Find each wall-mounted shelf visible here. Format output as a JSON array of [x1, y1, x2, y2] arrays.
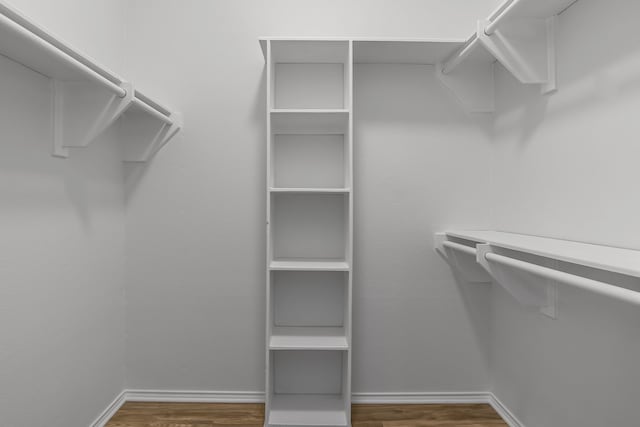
[[445, 230, 640, 278], [439, 0, 579, 111], [0, 1, 182, 161], [436, 230, 640, 318]]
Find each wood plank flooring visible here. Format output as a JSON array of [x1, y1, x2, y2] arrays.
[[105, 402, 508, 427]]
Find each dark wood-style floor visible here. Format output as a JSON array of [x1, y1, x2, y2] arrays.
[[105, 402, 508, 426]]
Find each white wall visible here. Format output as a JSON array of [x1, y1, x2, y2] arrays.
[[353, 64, 494, 392], [0, 1, 128, 427], [490, 0, 640, 425], [123, 0, 501, 392], [3, 0, 128, 71]]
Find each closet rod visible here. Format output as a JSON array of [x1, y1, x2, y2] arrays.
[[442, 240, 477, 256], [483, 251, 640, 307], [441, 34, 480, 75], [484, 0, 520, 35], [0, 13, 127, 98], [441, 0, 520, 74], [133, 97, 173, 124]]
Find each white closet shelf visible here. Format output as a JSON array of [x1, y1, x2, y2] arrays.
[[445, 230, 640, 278], [270, 259, 350, 271], [269, 188, 351, 194], [270, 327, 348, 351], [262, 37, 466, 65], [437, 230, 640, 317], [0, 1, 182, 161], [268, 394, 348, 427]]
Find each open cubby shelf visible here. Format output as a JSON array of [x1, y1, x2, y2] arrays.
[[271, 193, 347, 261], [271, 133, 348, 189], [267, 350, 349, 427], [268, 394, 348, 427]]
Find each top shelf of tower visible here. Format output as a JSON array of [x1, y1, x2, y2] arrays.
[[260, 37, 467, 65]]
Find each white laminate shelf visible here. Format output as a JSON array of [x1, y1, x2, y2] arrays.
[[268, 394, 348, 427], [269, 188, 351, 194], [269, 259, 350, 271], [270, 327, 348, 351], [0, 1, 182, 161], [446, 231, 640, 279]]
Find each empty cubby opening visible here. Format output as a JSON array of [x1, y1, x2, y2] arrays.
[[271, 350, 346, 396], [272, 134, 346, 189], [270, 40, 350, 109], [271, 193, 347, 261], [272, 271, 347, 328]]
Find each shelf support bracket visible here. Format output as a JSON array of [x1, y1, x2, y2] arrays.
[[122, 111, 183, 162], [477, 244, 557, 318], [434, 233, 492, 283], [53, 81, 133, 158], [478, 16, 557, 95], [436, 60, 495, 113]]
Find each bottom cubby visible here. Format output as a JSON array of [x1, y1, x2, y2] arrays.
[[267, 350, 349, 427]]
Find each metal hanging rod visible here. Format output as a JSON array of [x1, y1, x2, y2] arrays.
[[0, 12, 127, 98], [484, 0, 521, 36], [441, 34, 480, 75], [483, 251, 640, 307], [441, 0, 520, 75], [442, 240, 477, 256], [132, 97, 173, 125]]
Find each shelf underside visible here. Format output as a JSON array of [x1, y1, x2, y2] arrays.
[[271, 110, 349, 134], [268, 394, 348, 427], [446, 230, 640, 278], [0, 13, 101, 82], [353, 39, 464, 64], [490, 0, 578, 22]]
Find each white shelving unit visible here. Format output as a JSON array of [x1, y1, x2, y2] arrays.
[[260, 0, 581, 117], [0, 1, 182, 161], [264, 39, 353, 427]]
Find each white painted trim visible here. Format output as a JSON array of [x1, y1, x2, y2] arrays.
[[90, 390, 127, 427], [93, 389, 524, 427], [488, 393, 525, 427], [123, 389, 494, 405], [352, 391, 491, 404], [125, 389, 264, 403]]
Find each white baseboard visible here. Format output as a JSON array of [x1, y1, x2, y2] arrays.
[[488, 393, 525, 427], [351, 391, 491, 404], [94, 389, 524, 427], [125, 389, 264, 403], [90, 390, 127, 427], [123, 389, 492, 405]]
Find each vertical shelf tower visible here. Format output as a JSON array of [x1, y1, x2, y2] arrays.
[[264, 39, 353, 427]]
